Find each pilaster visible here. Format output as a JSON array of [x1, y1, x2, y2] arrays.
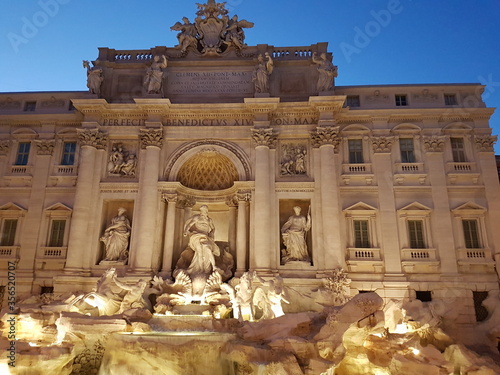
[[160, 191, 178, 277]]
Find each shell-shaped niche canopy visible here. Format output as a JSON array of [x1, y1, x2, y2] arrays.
[[177, 148, 239, 191]]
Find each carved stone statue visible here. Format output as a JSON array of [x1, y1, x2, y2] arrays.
[[253, 275, 289, 320], [312, 52, 338, 92], [224, 15, 254, 50], [100, 208, 131, 262], [83, 60, 104, 96], [252, 53, 274, 94], [120, 154, 137, 177], [280, 144, 307, 176], [108, 144, 136, 177], [281, 206, 311, 263], [171, 17, 199, 54], [183, 205, 220, 276], [144, 55, 168, 95]]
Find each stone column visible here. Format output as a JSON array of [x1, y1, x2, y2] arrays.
[[160, 191, 177, 277], [311, 127, 343, 270], [65, 128, 107, 273], [251, 128, 277, 274], [474, 136, 500, 272], [371, 136, 403, 275], [130, 128, 163, 275], [423, 136, 458, 274], [226, 197, 238, 254], [236, 190, 250, 276]]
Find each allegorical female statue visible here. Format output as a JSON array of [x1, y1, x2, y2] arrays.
[[100, 208, 131, 262], [144, 55, 168, 95], [252, 52, 274, 94], [281, 206, 311, 263], [312, 52, 338, 92]]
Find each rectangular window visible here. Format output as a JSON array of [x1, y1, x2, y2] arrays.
[[48, 220, 66, 247], [0, 219, 18, 246], [61, 142, 76, 165], [24, 101, 36, 111], [473, 291, 489, 322], [444, 94, 457, 106], [15, 142, 31, 165], [463, 219, 481, 249], [416, 291, 432, 302], [346, 95, 360, 108], [395, 95, 408, 106], [451, 137, 467, 162], [354, 220, 370, 248], [400, 138, 415, 163], [348, 139, 364, 164], [408, 220, 426, 249]]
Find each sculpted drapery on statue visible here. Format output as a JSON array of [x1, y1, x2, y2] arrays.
[[253, 53, 274, 94], [281, 206, 311, 263], [100, 208, 131, 262], [83, 60, 104, 96], [312, 52, 338, 92], [144, 55, 168, 95], [183, 205, 221, 276]]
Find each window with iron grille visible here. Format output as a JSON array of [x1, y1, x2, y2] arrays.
[[473, 291, 489, 322], [451, 137, 467, 162], [408, 220, 426, 249], [346, 95, 360, 107], [354, 220, 370, 248], [15, 142, 31, 165], [463, 219, 481, 249], [400, 138, 415, 163], [444, 94, 457, 106], [348, 139, 364, 164], [24, 101, 36, 111], [0, 219, 18, 246]]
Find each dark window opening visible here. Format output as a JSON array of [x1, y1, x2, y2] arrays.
[[416, 291, 432, 302], [473, 291, 489, 322]]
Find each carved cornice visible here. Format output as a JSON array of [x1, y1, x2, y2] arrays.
[[77, 128, 107, 149], [423, 136, 446, 153], [251, 128, 277, 148], [371, 136, 394, 153], [237, 190, 252, 202], [140, 128, 164, 149], [225, 196, 238, 207], [0, 140, 10, 156], [35, 140, 55, 155], [310, 126, 340, 150], [475, 135, 497, 152]]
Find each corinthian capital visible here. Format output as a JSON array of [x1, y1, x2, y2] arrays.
[[475, 135, 497, 152], [310, 126, 340, 150], [371, 136, 394, 153], [35, 139, 55, 155], [251, 128, 277, 148], [77, 128, 107, 149], [140, 128, 163, 149], [423, 136, 446, 153]]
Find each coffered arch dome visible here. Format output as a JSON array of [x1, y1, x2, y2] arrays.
[[165, 140, 251, 191]]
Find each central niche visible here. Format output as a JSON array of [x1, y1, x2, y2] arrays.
[[177, 148, 239, 191]]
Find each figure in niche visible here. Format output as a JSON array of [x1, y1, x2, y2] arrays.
[[183, 205, 220, 276], [83, 60, 104, 96], [281, 206, 311, 263], [224, 15, 254, 50], [171, 17, 199, 54], [312, 52, 338, 92], [252, 53, 274, 94], [100, 208, 131, 262], [144, 55, 168, 95]]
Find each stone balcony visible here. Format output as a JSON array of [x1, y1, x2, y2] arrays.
[[346, 248, 384, 273], [401, 248, 440, 273]]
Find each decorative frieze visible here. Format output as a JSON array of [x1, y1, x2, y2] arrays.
[[108, 143, 137, 177], [140, 128, 163, 149], [251, 128, 277, 148], [475, 135, 497, 153], [0, 140, 10, 155], [162, 192, 178, 203], [77, 128, 108, 149], [423, 136, 446, 153], [371, 136, 394, 153], [310, 126, 340, 150], [35, 140, 55, 155]]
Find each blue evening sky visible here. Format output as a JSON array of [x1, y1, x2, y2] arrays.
[[1, 0, 500, 151]]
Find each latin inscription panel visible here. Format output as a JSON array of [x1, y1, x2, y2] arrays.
[[167, 69, 254, 96]]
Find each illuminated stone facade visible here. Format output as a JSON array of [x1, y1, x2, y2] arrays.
[[0, 1, 499, 335]]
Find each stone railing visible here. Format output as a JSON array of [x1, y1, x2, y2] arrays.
[[53, 165, 77, 176], [271, 47, 313, 60], [395, 163, 424, 173], [401, 248, 437, 261], [447, 162, 476, 173], [348, 248, 382, 261], [342, 163, 372, 174], [40, 247, 67, 259], [8, 165, 32, 175], [0, 246, 19, 258]]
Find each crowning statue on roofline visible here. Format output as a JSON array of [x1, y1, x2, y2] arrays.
[[170, 0, 254, 56]]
